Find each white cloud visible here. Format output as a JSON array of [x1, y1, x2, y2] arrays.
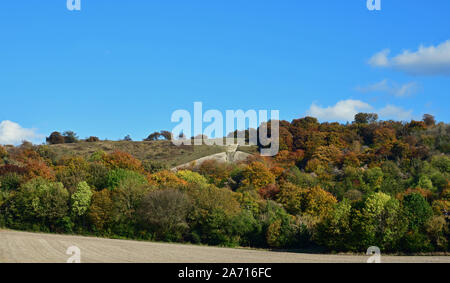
[[369, 40, 450, 76], [368, 49, 390, 67], [0, 121, 43, 145], [307, 99, 373, 122], [355, 79, 420, 97], [306, 100, 415, 122]]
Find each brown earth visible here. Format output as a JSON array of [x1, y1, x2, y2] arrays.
[[1, 230, 448, 263]]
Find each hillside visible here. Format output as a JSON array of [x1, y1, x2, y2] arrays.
[[43, 140, 258, 168], [1, 115, 449, 255]]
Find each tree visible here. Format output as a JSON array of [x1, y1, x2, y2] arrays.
[[354, 113, 378, 124], [144, 132, 161, 141], [111, 176, 150, 229], [425, 216, 448, 251], [315, 199, 352, 251], [240, 162, 276, 190], [277, 184, 336, 218], [431, 155, 450, 173], [55, 157, 89, 192], [106, 169, 148, 190], [302, 186, 337, 218], [102, 150, 144, 172], [148, 170, 187, 188], [176, 170, 208, 185], [423, 114, 436, 127], [46, 132, 65, 145], [187, 184, 242, 246], [356, 192, 407, 251], [276, 183, 304, 215], [123, 135, 132, 141], [11, 178, 69, 228], [71, 181, 93, 217], [88, 189, 113, 231], [160, 131, 173, 140], [138, 189, 192, 241], [63, 131, 78, 143], [402, 193, 433, 231]]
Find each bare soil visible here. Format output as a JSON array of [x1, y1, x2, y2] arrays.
[[1, 230, 448, 263]]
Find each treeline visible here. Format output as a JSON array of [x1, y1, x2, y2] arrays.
[[45, 130, 175, 144], [0, 113, 449, 253]]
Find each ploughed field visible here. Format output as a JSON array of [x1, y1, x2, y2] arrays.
[[1, 230, 448, 263]]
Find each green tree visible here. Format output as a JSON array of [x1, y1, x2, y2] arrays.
[[11, 178, 70, 230], [71, 181, 93, 217], [356, 192, 407, 251], [402, 193, 433, 231], [315, 199, 352, 251], [106, 169, 147, 190], [354, 113, 378, 124]]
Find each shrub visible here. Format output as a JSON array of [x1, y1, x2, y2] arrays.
[[86, 136, 100, 142], [0, 145, 7, 159], [142, 160, 168, 173]]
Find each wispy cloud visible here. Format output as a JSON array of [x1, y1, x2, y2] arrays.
[[355, 79, 420, 97], [368, 40, 450, 76], [306, 99, 415, 122], [378, 105, 414, 121], [0, 121, 44, 145]]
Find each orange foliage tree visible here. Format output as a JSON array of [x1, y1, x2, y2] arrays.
[[101, 150, 144, 172], [241, 161, 276, 190]]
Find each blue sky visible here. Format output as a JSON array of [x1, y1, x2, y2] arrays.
[[1, 1, 450, 144]]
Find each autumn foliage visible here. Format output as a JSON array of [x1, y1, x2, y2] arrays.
[[0, 113, 449, 252]]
